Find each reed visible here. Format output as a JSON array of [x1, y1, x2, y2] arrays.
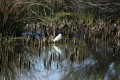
[[0, 0, 54, 37]]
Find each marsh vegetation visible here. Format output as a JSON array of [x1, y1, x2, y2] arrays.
[[0, 0, 120, 80]]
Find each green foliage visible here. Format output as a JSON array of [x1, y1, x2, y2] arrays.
[[86, 15, 94, 26], [47, 11, 74, 19], [78, 13, 94, 26], [55, 12, 73, 18]]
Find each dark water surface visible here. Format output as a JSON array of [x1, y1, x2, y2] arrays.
[[0, 38, 120, 80]]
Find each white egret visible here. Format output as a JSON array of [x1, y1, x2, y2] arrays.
[[53, 33, 62, 42]]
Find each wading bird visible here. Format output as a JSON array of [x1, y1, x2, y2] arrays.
[[53, 33, 62, 42]]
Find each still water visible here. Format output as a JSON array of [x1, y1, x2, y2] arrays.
[[0, 37, 120, 80]]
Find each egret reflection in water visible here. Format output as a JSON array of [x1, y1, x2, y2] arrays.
[[52, 45, 62, 54]]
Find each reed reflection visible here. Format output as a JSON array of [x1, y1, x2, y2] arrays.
[[0, 37, 120, 80]]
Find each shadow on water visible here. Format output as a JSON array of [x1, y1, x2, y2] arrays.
[[0, 37, 120, 80]]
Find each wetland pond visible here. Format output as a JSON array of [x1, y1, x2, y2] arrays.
[[0, 37, 120, 80]]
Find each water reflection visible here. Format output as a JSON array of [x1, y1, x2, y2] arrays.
[[52, 45, 62, 54], [0, 38, 120, 80]]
